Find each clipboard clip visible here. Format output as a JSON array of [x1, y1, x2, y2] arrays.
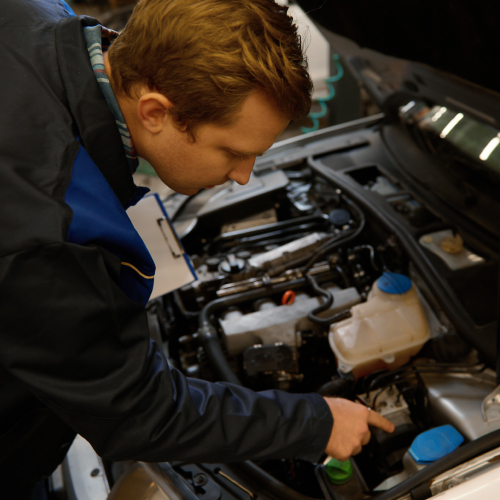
[[157, 218, 185, 259]]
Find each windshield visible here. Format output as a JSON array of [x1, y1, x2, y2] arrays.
[[399, 101, 500, 179]]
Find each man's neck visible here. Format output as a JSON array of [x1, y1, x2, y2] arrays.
[[103, 52, 140, 154]]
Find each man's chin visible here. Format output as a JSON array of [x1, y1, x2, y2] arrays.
[[174, 184, 220, 195], [172, 186, 202, 196]]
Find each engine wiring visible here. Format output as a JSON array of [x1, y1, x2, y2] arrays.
[[300, 195, 366, 274], [365, 362, 487, 401]]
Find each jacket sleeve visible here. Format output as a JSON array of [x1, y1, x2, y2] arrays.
[[0, 241, 333, 463]]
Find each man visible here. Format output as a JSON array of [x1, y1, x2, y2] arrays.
[[0, 0, 393, 497]]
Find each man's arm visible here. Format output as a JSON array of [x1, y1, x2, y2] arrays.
[[0, 242, 333, 463]]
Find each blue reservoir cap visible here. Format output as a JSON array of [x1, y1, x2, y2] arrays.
[[377, 272, 412, 295], [329, 208, 351, 227], [409, 425, 464, 464]]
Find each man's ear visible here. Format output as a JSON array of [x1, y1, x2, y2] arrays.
[[136, 93, 173, 134]]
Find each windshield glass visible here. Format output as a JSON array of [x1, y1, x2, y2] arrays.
[[399, 101, 500, 179]]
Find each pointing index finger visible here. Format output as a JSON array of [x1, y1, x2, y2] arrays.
[[367, 409, 395, 433]]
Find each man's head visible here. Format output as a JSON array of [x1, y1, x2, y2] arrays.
[[107, 0, 312, 194]]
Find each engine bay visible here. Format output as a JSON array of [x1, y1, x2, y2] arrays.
[[136, 115, 500, 500]]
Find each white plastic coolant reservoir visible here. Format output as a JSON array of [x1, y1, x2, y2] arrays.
[[329, 272, 430, 377]]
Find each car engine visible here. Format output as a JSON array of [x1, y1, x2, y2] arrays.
[[131, 139, 500, 500]]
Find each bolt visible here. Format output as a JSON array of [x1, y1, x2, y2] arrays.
[[194, 473, 208, 486], [444, 478, 462, 489], [90, 468, 100, 477]]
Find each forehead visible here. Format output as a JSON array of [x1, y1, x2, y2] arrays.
[[197, 91, 290, 152]]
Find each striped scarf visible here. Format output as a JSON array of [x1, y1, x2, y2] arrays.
[[83, 25, 139, 174]]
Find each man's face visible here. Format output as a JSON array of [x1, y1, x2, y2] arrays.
[[137, 91, 290, 195]]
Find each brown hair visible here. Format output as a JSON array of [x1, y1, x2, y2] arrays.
[[108, 0, 312, 136]]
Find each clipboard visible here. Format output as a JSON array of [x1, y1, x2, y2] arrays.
[[127, 193, 197, 300]]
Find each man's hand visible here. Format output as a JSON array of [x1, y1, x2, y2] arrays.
[[323, 397, 395, 461]]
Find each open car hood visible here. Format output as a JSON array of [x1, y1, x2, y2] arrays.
[[296, 0, 500, 129]]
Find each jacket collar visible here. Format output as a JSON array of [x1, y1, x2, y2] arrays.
[[55, 15, 137, 207]]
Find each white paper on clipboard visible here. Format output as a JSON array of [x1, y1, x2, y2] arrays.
[[127, 193, 197, 299]]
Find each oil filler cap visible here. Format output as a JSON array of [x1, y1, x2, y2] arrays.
[[325, 458, 353, 484], [377, 271, 412, 295], [409, 425, 464, 464]]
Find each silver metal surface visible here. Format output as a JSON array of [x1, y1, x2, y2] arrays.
[[108, 462, 180, 500], [215, 263, 330, 298], [247, 231, 330, 270], [359, 386, 409, 418], [482, 385, 500, 423], [63, 435, 110, 500], [216, 273, 296, 297], [255, 113, 385, 173], [430, 445, 500, 495], [221, 287, 361, 355], [421, 370, 500, 440], [379, 441, 500, 498], [49, 465, 65, 499]]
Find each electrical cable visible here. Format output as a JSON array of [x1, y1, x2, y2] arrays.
[[350, 245, 380, 272], [334, 264, 351, 288], [371, 375, 421, 411], [301, 195, 366, 274], [266, 229, 354, 278], [173, 290, 200, 320], [366, 363, 485, 397], [208, 214, 329, 253]]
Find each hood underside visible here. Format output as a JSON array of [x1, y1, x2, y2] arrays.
[[296, 0, 500, 97]]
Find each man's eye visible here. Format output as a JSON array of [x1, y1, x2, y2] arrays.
[[229, 152, 251, 161]]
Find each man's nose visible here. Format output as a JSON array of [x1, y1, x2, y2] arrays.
[[228, 158, 255, 185]]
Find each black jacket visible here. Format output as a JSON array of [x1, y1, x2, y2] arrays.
[[0, 0, 333, 493]]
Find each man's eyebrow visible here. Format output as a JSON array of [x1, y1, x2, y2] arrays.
[[225, 148, 266, 157]]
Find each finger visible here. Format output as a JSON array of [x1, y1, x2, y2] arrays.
[[361, 430, 371, 446], [367, 410, 395, 433], [351, 445, 362, 456]]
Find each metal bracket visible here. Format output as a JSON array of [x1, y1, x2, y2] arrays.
[[481, 386, 500, 422], [157, 217, 184, 258]]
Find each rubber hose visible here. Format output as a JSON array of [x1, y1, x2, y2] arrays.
[[306, 274, 352, 326], [229, 461, 321, 500], [301, 195, 366, 274], [198, 324, 242, 386], [308, 309, 352, 327], [373, 428, 500, 500], [306, 274, 333, 313], [317, 376, 352, 396], [173, 290, 199, 319]]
